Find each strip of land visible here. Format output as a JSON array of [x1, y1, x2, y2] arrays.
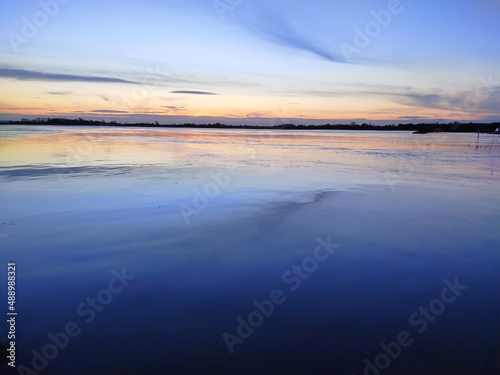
[[4, 118, 500, 133]]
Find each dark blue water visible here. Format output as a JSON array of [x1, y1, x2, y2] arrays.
[[0, 126, 499, 374]]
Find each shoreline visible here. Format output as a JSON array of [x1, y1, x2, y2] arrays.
[[2, 118, 500, 133]]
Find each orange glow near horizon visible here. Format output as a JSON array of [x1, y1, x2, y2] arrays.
[[0, 78, 492, 123]]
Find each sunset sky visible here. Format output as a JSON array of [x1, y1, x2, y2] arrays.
[[1, 0, 499, 125]]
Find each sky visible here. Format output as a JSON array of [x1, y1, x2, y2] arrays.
[[0, 0, 499, 125]]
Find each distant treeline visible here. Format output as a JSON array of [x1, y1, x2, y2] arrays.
[[9, 117, 500, 133]]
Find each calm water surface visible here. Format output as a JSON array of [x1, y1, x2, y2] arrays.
[[0, 125, 499, 374]]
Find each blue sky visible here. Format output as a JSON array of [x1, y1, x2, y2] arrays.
[[0, 0, 499, 124]]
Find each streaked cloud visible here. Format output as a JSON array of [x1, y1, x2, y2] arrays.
[[246, 112, 267, 118], [162, 105, 186, 110], [0, 68, 138, 84], [161, 105, 188, 113], [238, 9, 345, 63], [91, 110, 128, 114], [170, 90, 218, 95], [46, 91, 73, 95], [399, 116, 431, 120], [396, 93, 444, 110]]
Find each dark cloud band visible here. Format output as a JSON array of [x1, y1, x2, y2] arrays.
[[0, 68, 138, 84], [170, 90, 217, 95]]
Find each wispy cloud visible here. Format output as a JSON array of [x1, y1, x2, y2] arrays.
[[91, 109, 128, 113], [246, 112, 267, 118], [170, 90, 217, 95], [396, 93, 445, 110], [46, 91, 73, 95], [299, 82, 499, 115], [0, 68, 138, 84], [239, 9, 345, 63], [162, 105, 187, 110], [161, 105, 188, 114], [399, 116, 431, 120], [394, 88, 499, 114]]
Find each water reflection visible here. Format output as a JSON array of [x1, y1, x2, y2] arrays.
[[0, 126, 498, 374]]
